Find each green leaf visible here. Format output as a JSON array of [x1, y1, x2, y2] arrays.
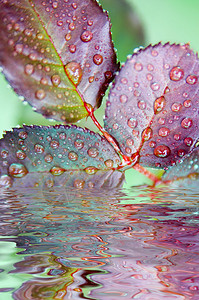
[[0, 125, 124, 188], [0, 0, 118, 123]]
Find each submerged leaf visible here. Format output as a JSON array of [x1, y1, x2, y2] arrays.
[[104, 43, 199, 168], [0, 0, 118, 123], [0, 125, 123, 188]]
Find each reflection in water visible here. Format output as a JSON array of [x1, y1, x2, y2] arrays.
[[0, 186, 199, 299]]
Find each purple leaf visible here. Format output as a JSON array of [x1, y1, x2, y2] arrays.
[[0, 0, 118, 122], [104, 43, 199, 168], [0, 125, 123, 188]]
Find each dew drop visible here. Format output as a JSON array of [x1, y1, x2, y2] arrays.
[[34, 144, 45, 153], [15, 44, 23, 54], [64, 62, 83, 85], [51, 74, 61, 87], [186, 75, 198, 85], [151, 82, 160, 91], [104, 159, 114, 168], [87, 147, 99, 158], [69, 44, 76, 53], [93, 54, 103, 65], [73, 179, 85, 189], [0, 175, 13, 188], [35, 89, 46, 100], [120, 94, 128, 104], [154, 96, 166, 114], [24, 64, 34, 75], [69, 22, 76, 31], [151, 49, 158, 56], [72, 2, 78, 9], [0, 149, 8, 159], [59, 132, 66, 140], [45, 179, 54, 188], [154, 145, 171, 158], [50, 140, 59, 149], [138, 100, 146, 110], [57, 20, 63, 27], [171, 102, 182, 112], [74, 139, 84, 150], [170, 66, 184, 81], [126, 138, 134, 146], [146, 73, 153, 81], [178, 149, 186, 157], [81, 30, 93, 42], [181, 117, 193, 129], [142, 127, 153, 141], [149, 141, 156, 148], [134, 62, 143, 71], [50, 166, 65, 176], [84, 166, 98, 175], [147, 64, 154, 71], [89, 76, 94, 83], [183, 99, 192, 108], [68, 151, 78, 161], [16, 150, 26, 160], [184, 137, 193, 147], [174, 134, 180, 141], [65, 33, 71, 41], [9, 163, 28, 178], [127, 117, 137, 128], [158, 127, 170, 137], [45, 154, 53, 163]]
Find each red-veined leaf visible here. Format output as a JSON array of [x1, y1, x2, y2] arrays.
[[0, 125, 124, 188], [104, 43, 199, 168], [0, 0, 118, 123]]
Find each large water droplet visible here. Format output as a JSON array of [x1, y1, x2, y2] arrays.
[[154, 145, 171, 158], [81, 30, 93, 42], [9, 163, 28, 178], [170, 66, 184, 81], [68, 151, 78, 161], [142, 127, 153, 141], [154, 96, 166, 114], [87, 147, 99, 158], [64, 62, 83, 85], [181, 117, 193, 129], [93, 54, 103, 65], [50, 166, 65, 176], [186, 75, 198, 85]]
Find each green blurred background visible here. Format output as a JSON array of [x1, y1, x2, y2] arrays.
[[0, 0, 199, 186]]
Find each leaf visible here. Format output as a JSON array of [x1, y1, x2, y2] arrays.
[[161, 147, 199, 187], [104, 43, 199, 168], [0, 125, 124, 189], [0, 0, 118, 123]]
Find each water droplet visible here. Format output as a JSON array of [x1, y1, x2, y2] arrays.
[[69, 22, 76, 31], [35, 89, 46, 100], [50, 166, 65, 176], [147, 64, 154, 71], [151, 82, 160, 91], [81, 30, 93, 42], [120, 94, 128, 104], [127, 117, 137, 128], [24, 64, 34, 75], [57, 20, 63, 27], [72, 2, 78, 9], [50, 140, 59, 149], [138, 100, 146, 110], [9, 163, 28, 178], [164, 86, 170, 94], [158, 118, 165, 125], [113, 123, 118, 130], [1, 149, 8, 159], [69, 44, 76, 53], [158, 127, 170, 137], [170, 66, 184, 81], [37, 33, 44, 40], [151, 49, 158, 56], [65, 62, 83, 85], [18, 131, 27, 140], [45, 154, 53, 163], [149, 141, 156, 148], [154, 96, 166, 114], [93, 54, 103, 65], [171, 102, 182, 112], [51, 74, 61, 87], [183, 99, 192, 108], [177, 149, 186, 157], [104, 71, 113, 81], [181, 117, 193, 129], [89, 76, 94, 83], [68, 151, 78, 161], [134, 62, 143, 71], [184, 137, 193, 147], [74, 139, 84, 150], [142, 127, 153, 141], [16, 150, 26, 160], [126, 138, 134, 146], [186, 75, 198, 85], [146, 73, 153, 81], [45, 179, 54, 188], [104, 159, 114, 168], [65, 33, 71, 41], [154, 145, 171, 158], [73, 179, 85, 189], [87, 20, 93, 26], [15, 44, 23, 54], [59, 132, 66, 140], [34, 144, 45, 153], [174, 134, 180, 141], [84, 166, 98, 175], [87, 147, 99, 158], [0, 175, 13, 188], [24, 29, 32, 36]]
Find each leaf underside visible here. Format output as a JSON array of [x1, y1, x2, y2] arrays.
[[162, 147, 199, 187], [0, 0, 118, 123], [104, 43, 199, 168], [0, 125, 124, 189]]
